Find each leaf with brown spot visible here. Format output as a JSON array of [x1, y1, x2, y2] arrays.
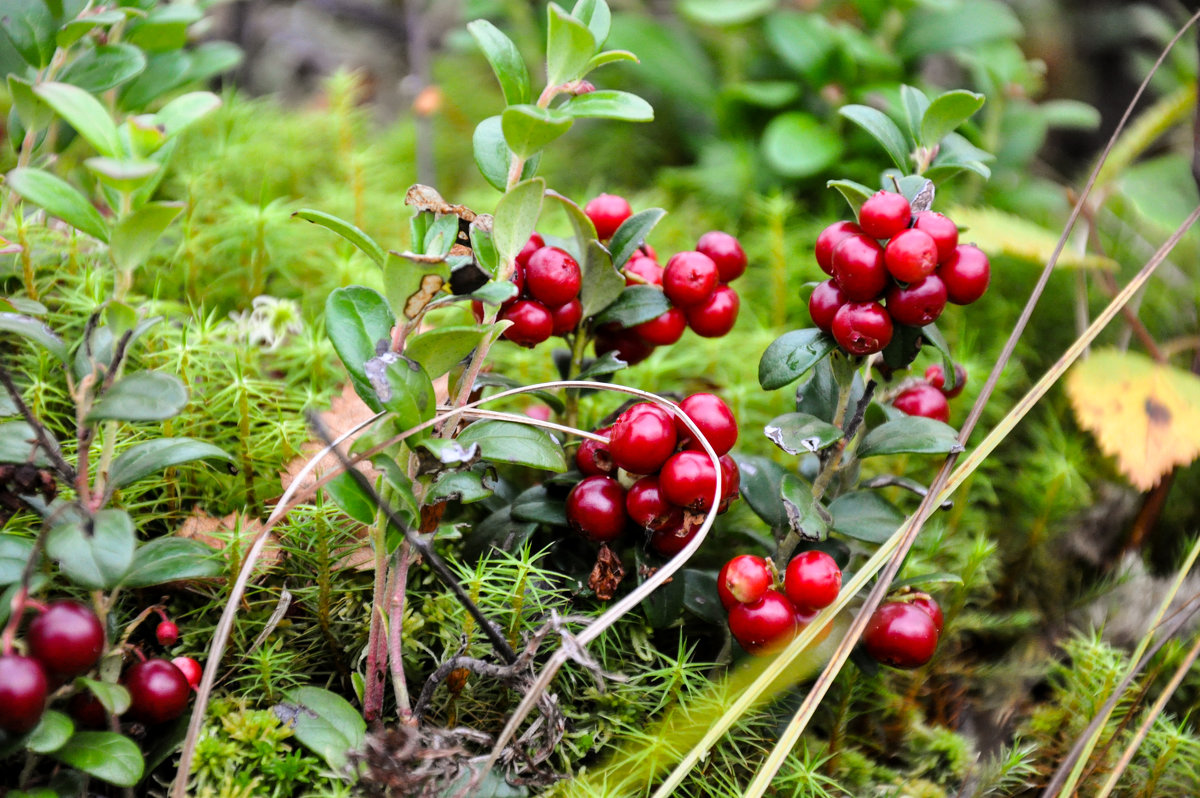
[[588, 544, 625, 600], [1065, 349, 1200, 490], [403, 184, 476, 221], [404, 274, 445, 319]]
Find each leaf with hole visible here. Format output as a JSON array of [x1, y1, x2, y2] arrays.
[[857, 416, 961, 458], [46, 509, 135, 590], [764, 412, 843, 456], [5, 168, 110, 241], [88, 372, 188, 422], [759, 329, 837, 391], [456, 420, 566, 473]]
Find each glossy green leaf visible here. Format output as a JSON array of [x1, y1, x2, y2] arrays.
[[472, 115, 541, 192], [780, 473, 828, 542], [109, 201, 181, 270], [732, 453, 787, 530], [428, 465, 495, 505], [324, 471, 376, 525], [608, 207, 665, 269], [546, 3, 596, 88], [764, 412, 843, 456], [84, 157, 160, 192], [828, 491, 903, 543], [545, 188, 596, 251], [120, 537, 221, 587], [585, 48, 637, 72], [561, 90, 653, 122], [153, 91, 222, 138], [575, 350, 627, 380], [57, 10, 127, 48], [762, 111, 843, 178], [839, 105, 910, 172], [26, 711, 73, 753], [325, 286, 394, 412], [468, 221, 499, 276], [7, 75, 51, 131], [921, 90, 985, 147], [280, 686, 367, 772], [759, 329, 837, 391], [795, 358, 864, 424], [0, 312, 67, 362], [579, 239, 624, 318], [680, 0, 776, 26], [0, 534, 35, 586], [33, 81, 121, 157], [826, 179, 874, 218], [880, 322, 925, 372], [857, 416, 962, 458], [921, 323, 956, 393], [76, 678, 131, 715], [467, 19, 530, 106], [126, 3, 201, 51], [493, 177, 545, 267], [891, 572, 964, 591], [572, 0, 611, 47], [108, 438, 234, 489], [406, 326, 485, 378], [364, 352, 436, 434], [59, 44, 146, 92], [420, 212, 458, 259], [456, 420, 567, 472], [46, 509, 136, 590], [0, 0, 56, 68], [900, 84, 930, 144], [118, 50, 191, 110], [52, 732, 144, 787], [5, 168, 110, 241], [294, 209, 385, 267], [592, 284, 670, 328], [0, 421, 57, 467], [501, 105, 573, 160], [88, 372, 188, 422]]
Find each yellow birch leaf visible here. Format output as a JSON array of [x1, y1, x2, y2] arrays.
[[1065, 349, 1200, 491], [948, 206, 1118, 270]]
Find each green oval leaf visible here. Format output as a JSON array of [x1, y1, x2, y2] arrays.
[[579, 239, 624, 318], [546, 3, 596, 88], [731, 453, 787, 530], [51, 731, 144, 787], [828, 491, 903, 543], [0, 421, 58, 467], [608, 207, 665, 269], [585, 48, 638, 72], [325, 286, 394, 412], [109, 200, 181, 269], [153, 91, 222, 138], [826, 179, 874, 218], [762, 111, 844, 178], [572, 0, 612, 47], [501, 104, 574, 160], [780, 473, 829, 543], [278, 687, 367, 772], [108, 437, 234, 489], [118, 50, 191, 110], [0, 534, 36, 586], [76, 678, 131, 715], [764, 412, 843, 455], [0, 0, 56, 68], [59, 43, 146, 92], [493, 177, 545, 267], [26, 711, 73, 754], [88, 371, 188, 422], [561, 90, 653, 122], [758, 329, 837, 391], [467, 19, 530, 106], [592, 284, 670, 328], [473, 116, 540, 192], [428, 465, 495, 506], [857, 416, 962, 459], [0, 312, 66, 362], [84, 157, 161, 192], [456, 420, 567, 472], [839, 104, 910, 172], [921, 90, 985, 148], [680, 0, 776, 26], [898, 0, 1023, 59], [406, 326, 486, 379], [46, 509, 136, 590], [293, 208, 384, 267], [119, 537, 221, 587], [364, 352, 435, 434], [33, 81, 122, 157], [5, 168, 110, 242]]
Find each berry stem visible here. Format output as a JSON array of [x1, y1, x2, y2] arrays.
[[0, 527, 48, 655], [388, 540, 415, 724], [363, 480, 393, 722]]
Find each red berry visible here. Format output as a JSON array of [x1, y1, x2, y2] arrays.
[[676, 393, 738, 457], [912, 212, 958, 264], [883, 228, 939, 283], [696, 231, 747, 282], [633, 306, 686, 346], [566, 475, 628, 543], [684, 284, 739, 338], [608, 403, 677, 474], [858, 191, 911, 240], [783, 551, 842, 613], [0, 654, 48, 733], [648, 518, 699, 557], [831, 301, 893, 356], [659, 450, 720, 511], [814, 221, 863, 276], [909, 594, 944, 635], [885, 274, 947, 327], [516, 233, 545, 268], [549, 297, 582, 336], [525, 247, 581, 308], [500, 300, 553, 347], [576, 426, 614, 476], [863, 602, 939, 668], [808, 279, 847, 333], [27, 600, 105, 677], [594, 324, 655, 366], [925, 363, 967, 399], [719, 454, 740, 508], [624, 254, 663, 286], [156, 620, 179, 647], [893, 383, 950, 423], [171, 656, 203, 690], [125, 658, 191, 724], [717, 554, 771, 609], [662, 251, 719, 307], [938, 244, 990, 305], [831, 235, 889, 301], [626, 476, 684, 532], [728, 590, 797, 655], [584, 193, 633, 241]]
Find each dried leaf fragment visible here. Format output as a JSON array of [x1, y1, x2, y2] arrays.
[[588, 544, 625, 600]]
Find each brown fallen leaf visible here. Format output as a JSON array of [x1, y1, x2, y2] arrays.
[[589, 544, 625, 601], [279, 382, 382, 495], [177, 508, 281, 572]]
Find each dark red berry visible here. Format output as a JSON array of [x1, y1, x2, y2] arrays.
[[831, 235, 889, 301], [626, 476, 684, 532], [500, 300, 553, 347], [27, 600, 105, 677], [576, 426, 614, 476], [594, 324, 656, 366], [684, 284, 739, 338], [584, 193, 633, 241], [676, 393, 738, 457], [125, 658, 191, 725], [633, 306, 686, 346], [938, 244, 990, 305], [697, 231, 747, 282], [0, 654, 48, 733], [659, 450, 720, 511], [885, 274, 947, 327], [908, 594, 944, 635], [68, 689, 109, 729], [717, 554, 771, 609], [814, 221, 864, 276], [858, 191, 911, 240], [156, 620, 179, 647], [893, 383, 950, 423], [525, 247, 582, 308], [831, 301, 893, 356], [624, 254, 663, 286], [608, 403, 677, 475], [719, 454, 740, 508], [549, 297, 582, 336], [516, 233, 545, 268], [925, 363, 967, 399], [808, 279, 847, 333], [783, 551, 842, 613], [565, 475, 628, 543], [863, 602, 938, 668], [728, 590, 797, 655], [662, 251, 719, 307], [884, 228, 939, 283], [171, 656, 203, 690], [648, 518, 699, 557], [912, 212, 958, 264]]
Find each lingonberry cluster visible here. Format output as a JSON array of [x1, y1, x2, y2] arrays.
[[472, 232, 584, 347], [567, 393, 740, 557], [890, 362, 969, 423], [862, 592, 944, 669], [717, 550, 841, 655], [810, 191, 990, 356]]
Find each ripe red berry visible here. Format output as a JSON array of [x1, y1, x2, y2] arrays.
[[863, 601, 939, 668], [831, 301, 893, 356], [584, 193, 633, 241], [814, 221, 864, 276], [576, 426, 614, 476], [623, 254, 663, 286], [912, 212, 959, 264], [648, 518, 700, 557], [626, 476, 684, 532], [171, 656, 203, 690], [883, 228, 939, 283], [0, 654, 48, 733], [885, 274, 948, 327], [808, 279, 847, 333], [719, 454, 741, 508], [938, 244, 990, 305], [608, 403, 677, 474], [500, 300, 553, 347], [783, 551, 842, 613], [549, 298, 583, 336], [565, 475, 628, 543], [594, 325, 655, 365], [728, 590, 798, 655], [858, 191, 911, 240], [831, 235, 889, 301], [633, 306, 687, 346], [524, 247, 582, 308], [925, 363, 967, 399], [27, 600, 105, 677], [156, 620, 179, 647], [125, 658, 191, 725], [676, 393, 738, 457], [696, 231, 747, 282], [717, 554, 771, 609], [684, 284, 739, 338], [660, 450, 720, 511], [516, 232, 545, 268], [662, 251, 719, 307], [893, 383, 950, 423], [908, 594, 944, 635]]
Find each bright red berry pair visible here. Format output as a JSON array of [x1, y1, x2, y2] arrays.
[[863, 593, 943, 668], [719, 550, 841, 655]]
